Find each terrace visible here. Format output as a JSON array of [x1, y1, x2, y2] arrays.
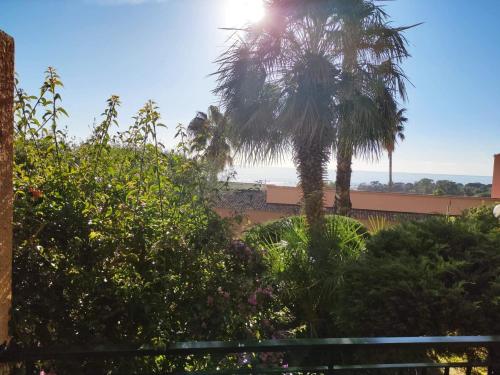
[[1, 1, 500, 372]]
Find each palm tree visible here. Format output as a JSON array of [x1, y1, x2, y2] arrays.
[[214, 2, 341, 259], [214, 0, 414, 257], [385, 108, 407, 189], [187, 105, 233, 178], [331, 0, 416, 215]]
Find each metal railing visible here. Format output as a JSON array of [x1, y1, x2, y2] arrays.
[[2, 336, 500, 374]]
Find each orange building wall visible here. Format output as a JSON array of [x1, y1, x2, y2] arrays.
[[266, 185, 497, 216], [492, 154, 500, 199]]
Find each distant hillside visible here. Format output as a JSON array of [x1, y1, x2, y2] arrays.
[[356, 179, 492, 197]]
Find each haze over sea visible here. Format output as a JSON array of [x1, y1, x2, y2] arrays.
[[232, 166, 493, 188]]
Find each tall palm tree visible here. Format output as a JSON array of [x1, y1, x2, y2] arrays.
[[385, 108, 407, 189], [214, 2, 347, 259], [331, 0, 416, 215], [214, 0, 414, 257], [187, 105, 233, 177]]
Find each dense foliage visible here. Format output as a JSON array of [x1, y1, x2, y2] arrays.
[[244, 208, 500, 340], [245, 215, 368, 337], [358, 178, 492, 197], [11, 70, 277, 373], [334, 207, 500, 337], [9, 69, 500, 373]]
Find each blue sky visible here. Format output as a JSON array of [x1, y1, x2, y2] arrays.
[[1, 0, 499, 177]]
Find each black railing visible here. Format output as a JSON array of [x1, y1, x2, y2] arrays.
[[2, 336, 500, 374]]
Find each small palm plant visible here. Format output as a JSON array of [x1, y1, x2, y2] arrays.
[[245, 215, 368, 336]]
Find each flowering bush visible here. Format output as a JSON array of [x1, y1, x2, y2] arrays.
[[10, 69, 278, 374]]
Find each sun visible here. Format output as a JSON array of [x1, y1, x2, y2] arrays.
[[225, 0, 266, 27]]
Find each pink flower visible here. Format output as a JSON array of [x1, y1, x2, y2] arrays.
[[247, 293, 257, 306], [207, 296, 214, 306], [263, 286, 273, 297], [255, 286, 273, 298], [223, 291, 230, 299]]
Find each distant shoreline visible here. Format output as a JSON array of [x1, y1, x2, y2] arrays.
[[229, 166, 493, 188]]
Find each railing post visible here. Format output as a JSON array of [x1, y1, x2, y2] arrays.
[[489, 344, 500, 374], [0, 30, 14, 350]]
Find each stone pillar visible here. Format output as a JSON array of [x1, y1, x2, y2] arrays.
[[492, 154, 500, 199], [0, 30, 14, 346]]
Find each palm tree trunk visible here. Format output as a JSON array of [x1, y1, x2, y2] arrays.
[[334, 147, 353, 216], [295, 141, 327, 260], [388, 150, 393, 189]]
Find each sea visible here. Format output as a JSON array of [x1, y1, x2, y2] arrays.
[[229, 166, 493, 188]]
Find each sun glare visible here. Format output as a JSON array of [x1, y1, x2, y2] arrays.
[[225, 0, 265, 27]]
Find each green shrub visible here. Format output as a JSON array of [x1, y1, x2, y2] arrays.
[[462, 204, 500, 234], [334, 216, 500, 337], [245, 215, 368, 337]]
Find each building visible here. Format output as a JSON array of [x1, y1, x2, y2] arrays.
[[216, 154, 500, 232], [492, 154, 500, 199]]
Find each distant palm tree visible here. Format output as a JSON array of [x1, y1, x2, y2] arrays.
[[332, 0, 416, 215], [385, 108, 407, 189], [187, 105, 233, 176]]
